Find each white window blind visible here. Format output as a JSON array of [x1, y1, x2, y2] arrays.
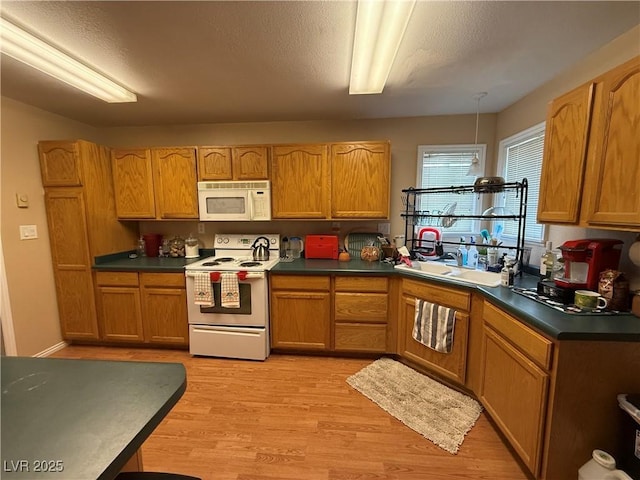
[[498, 123, 545, 243], [416, 145, 486, 234]]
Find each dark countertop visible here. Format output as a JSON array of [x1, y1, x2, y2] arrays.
[[1, 357, 186, 479], [272, 258, 640, 342], [93, 250, 213, 272], [93, 253, 640, 342]]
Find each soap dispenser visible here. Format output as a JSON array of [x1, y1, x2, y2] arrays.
[[457, 237, 468, 266], [467, 237, 478, 269]]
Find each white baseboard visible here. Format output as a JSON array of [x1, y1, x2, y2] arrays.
[[34, 341, 69, 357]]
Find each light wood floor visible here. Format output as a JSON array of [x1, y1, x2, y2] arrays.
[[51, 346, 529, 480]]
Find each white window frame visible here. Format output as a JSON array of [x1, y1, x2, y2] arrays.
[[496, 122, 546, 246], [415, 144, 487, 241]]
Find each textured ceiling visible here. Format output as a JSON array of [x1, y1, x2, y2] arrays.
[[1, 1, 639, 127]]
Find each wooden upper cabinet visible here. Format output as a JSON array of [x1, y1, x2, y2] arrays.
[[111, 148, 156, 219], [152, 148, 199, 219], [198, 145, 269, 181], [537, 84, 594, 223], [38, 141, 83, 186], [197, 147, 233, 180], [232, 146, 269, 180], [331, 141, 390, 219], [271, 144, 330, 219], [584, 56, 640, 228]]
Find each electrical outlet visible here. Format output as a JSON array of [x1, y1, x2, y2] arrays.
[[377, 222, 390, 235], [197, 223, 206, 234], [19, 224, 38, 240]]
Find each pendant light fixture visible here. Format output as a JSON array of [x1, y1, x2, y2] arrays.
[[467, 92, 487, 177]]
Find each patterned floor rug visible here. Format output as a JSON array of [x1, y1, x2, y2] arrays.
[[346, 357, 483, 454]]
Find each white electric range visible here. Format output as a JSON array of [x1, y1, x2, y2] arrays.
[[185, 233, 280, 360]]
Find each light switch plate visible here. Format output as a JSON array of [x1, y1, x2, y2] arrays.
[[16, 193, 29, 208], [197, 223, 206, 234], [19, 225, 38, 240]]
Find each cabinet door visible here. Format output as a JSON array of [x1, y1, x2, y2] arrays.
[[141, 286, 189, 345], [586, 56, 640, 227], [479, 326, 549, 476], [400, 293, 469, 384], [44, 188, 99, 339], [38, 141, 82, 186], [152, 148, 199, 219], [112, 148, 156, 219], [97, 286, 144, 342], [197, 147, 233, 180], [270, 290, 331, 350], [537, 83, 594, 223], [232, 146, 269, 180], [271, 144, 330, 219], [331, 142, 390, 219]]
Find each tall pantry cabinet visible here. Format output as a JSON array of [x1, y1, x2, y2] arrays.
[[39, 140, 138, 340]]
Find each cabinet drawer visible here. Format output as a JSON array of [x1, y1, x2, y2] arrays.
[[140, 272, 185, 288], [95, 271, 139, 287], [402, 278, 471, 312], [335, 292, 387, 322], [335, 276, 388, 292], [270, 275, 330, 291], [334, 323, 387, 352], [483, 301, 553, 370]]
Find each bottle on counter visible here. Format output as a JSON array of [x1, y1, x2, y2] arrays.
[[137, 236, 146, 257], [467, 237, 478, 269], [540, 241, 556, 281], [501, 258, 514, 287], [457, 237, 468, 266]]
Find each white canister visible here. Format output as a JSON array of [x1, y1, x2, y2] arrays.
[[184, 234, 200, 258], [394, 235, 405, 248]]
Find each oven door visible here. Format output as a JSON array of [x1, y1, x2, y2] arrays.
[[198, 188, 250, 221], [186, 271, 267, 327]]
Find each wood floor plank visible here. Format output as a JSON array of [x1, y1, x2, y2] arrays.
[[49, 346, 528, 480]]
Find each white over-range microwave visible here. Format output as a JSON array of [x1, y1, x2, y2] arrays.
[[198, 181, 271, 221]]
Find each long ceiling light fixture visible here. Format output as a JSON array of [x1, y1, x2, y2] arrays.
[[349, 0, 416, 95], [0, 17, 137, 103]]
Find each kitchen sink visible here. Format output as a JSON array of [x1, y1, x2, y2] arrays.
[[447, 269, 502, 287], [394, 262, 502, 287], [416, 261, 453, 275]]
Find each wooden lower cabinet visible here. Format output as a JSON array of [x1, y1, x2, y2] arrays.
[[479, 301, 552, 477], [270, 275, 331, 350], [140, 273, 188, 345], [334, 276, 389, 353], [95, 271, 188, 346], [398, 278, 470, 384]]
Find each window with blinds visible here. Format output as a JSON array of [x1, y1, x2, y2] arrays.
[[497, 122, 545, 243], [416, 144, 486, 233]]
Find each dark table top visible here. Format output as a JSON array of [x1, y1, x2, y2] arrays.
[[1, 357, 186, 479]]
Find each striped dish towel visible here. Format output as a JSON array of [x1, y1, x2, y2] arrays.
[[194, 272, 214, 306], [413, 299, 457, 354], [220, 272, 240, 309]]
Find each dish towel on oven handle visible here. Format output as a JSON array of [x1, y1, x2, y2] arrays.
[[194, 272, 214, 307], [221, 272, 240, 308], [413, 299, 456, 353]]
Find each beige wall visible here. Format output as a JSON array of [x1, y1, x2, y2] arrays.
[[1, 97, 101, 355], [1, 25, 638, 355], [495, 24, 640, 283]]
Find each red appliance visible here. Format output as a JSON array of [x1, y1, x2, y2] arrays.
[[416, 227, 441, 256], [554, 239, 623, 291], [305, 235, 339, 260]]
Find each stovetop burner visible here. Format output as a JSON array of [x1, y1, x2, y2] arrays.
[[214, 257, 235, 263], [239, 261, 262, 267], [201, 261, 221, 266]]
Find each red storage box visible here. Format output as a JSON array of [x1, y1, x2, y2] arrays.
[[305, 235, 339, 260]]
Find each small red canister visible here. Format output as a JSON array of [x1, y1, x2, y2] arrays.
[[142, 233, 162, 257]]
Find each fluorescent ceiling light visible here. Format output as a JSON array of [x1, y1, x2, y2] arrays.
[[349, 0, 416, 95], [0, 17, 137, 103]]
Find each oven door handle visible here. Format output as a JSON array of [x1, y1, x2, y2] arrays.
[[191, 325, 263, 336], [185, 271, 265, 279]]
